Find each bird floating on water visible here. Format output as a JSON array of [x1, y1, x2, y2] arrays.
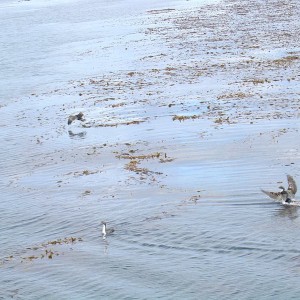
[[101, 221, 115, 238], [261, 175, 297, 204], [68, 112, 84, 125]]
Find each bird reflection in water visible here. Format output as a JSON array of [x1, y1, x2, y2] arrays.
[[102, 238, 109, 255], [275, 205, 299, 220], [68, 130, 87, 139]]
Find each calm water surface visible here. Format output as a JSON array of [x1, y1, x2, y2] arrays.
[[1, 0, 300, 299]]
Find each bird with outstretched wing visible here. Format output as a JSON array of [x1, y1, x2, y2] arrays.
[[261, 175, 297, 203]]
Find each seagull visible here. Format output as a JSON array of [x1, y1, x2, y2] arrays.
[[261, 175, 297, 204], [101, 221, 115, 238], [68, 112, 84, 125]]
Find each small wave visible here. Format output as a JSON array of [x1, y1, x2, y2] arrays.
[[282, 201, 300, 207]]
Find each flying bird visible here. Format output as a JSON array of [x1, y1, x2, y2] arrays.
[[261, 175, 297, 203]]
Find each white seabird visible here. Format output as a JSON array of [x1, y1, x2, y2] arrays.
[[101, 221, 115, 238]]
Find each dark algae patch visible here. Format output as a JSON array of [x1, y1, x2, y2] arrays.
[[1, 237, 83, 265]]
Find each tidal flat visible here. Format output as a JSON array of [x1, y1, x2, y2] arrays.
[[1, 0, 300, 299]]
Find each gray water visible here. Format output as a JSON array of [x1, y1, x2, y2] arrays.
[[1, 0, 300, 299]]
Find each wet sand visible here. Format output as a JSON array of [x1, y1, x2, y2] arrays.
[[1, 0, 300, 299]]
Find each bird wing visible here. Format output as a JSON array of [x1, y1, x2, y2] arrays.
[[261, 189, 282, 201], [68, 115, 76, 125], [287, 175, 297, 195], [108, 228, 115, 234]]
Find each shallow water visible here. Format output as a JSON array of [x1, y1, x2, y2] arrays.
[[1, 0, 300, 299]]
